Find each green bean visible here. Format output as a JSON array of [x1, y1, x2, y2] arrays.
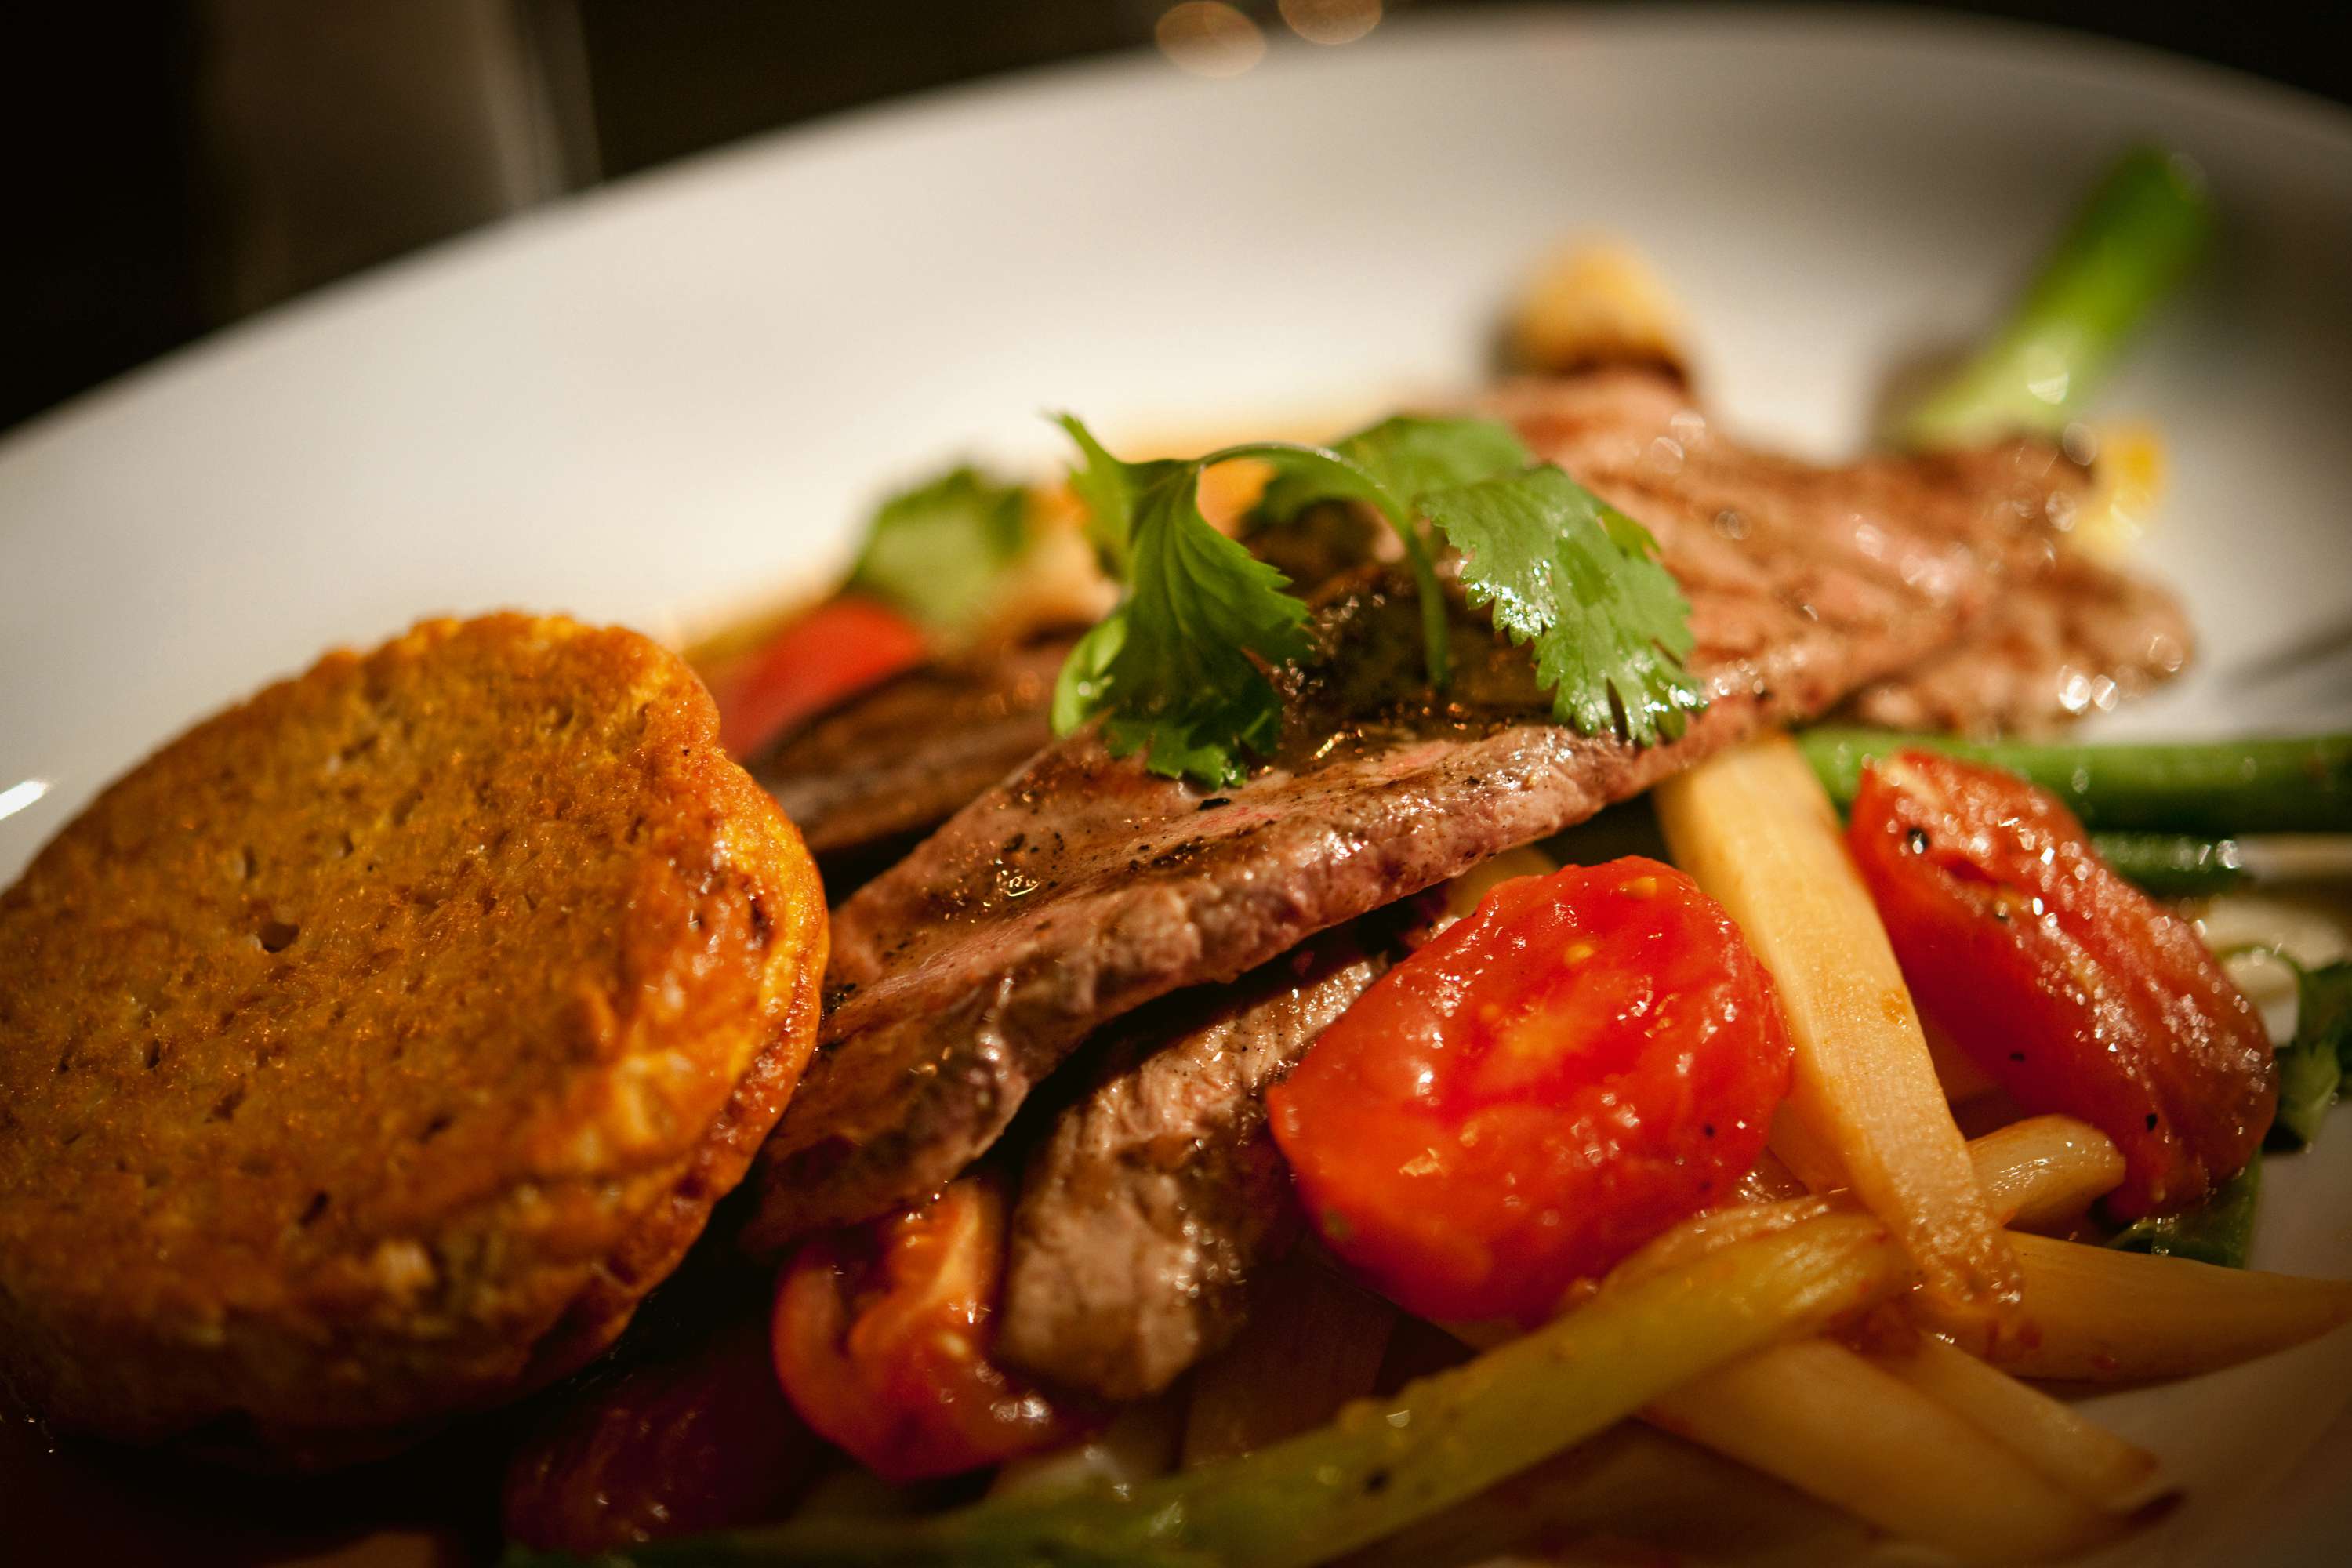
[[1891, 145, 2214, 448], [2089, 832, 2247, 897], [1795, 728, 2352, 837], [505, 1216, 1906, 1568]]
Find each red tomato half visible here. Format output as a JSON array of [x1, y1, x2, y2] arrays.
[[707, 594, 927, 759], [1849, 750, 2274, 1218], [1269, 857, 1795, 1326], [771, 1176, 1091, 1482], [503, 1319, 822, 1553]]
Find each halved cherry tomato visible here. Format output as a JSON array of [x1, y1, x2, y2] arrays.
[[1848, 750, 2274, 1218], [706, 594, 927, 759], [1268, 857, 1795, 1326], [502, 1319, 822, 1553], [771, 1175, 1091, 1482]]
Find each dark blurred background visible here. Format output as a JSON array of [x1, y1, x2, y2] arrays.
[[3, 1, 2343, 437]]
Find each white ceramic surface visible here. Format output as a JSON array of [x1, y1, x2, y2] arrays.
[[2, 8, 2347, 1563]]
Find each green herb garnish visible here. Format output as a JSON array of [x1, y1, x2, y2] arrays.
[[2108, 1152, 2261, 1270], [1050, 413, 1704, 786], [2269, 960, 2352, 1152], [1421, 468, 1699, 746], [1048, 419, 1319, 787], [848, 464, 1030, 633], [1255, 415, 1536, 524]]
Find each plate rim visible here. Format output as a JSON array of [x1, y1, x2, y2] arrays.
[[4, 3, 2350, 477], [2, 9, 2347, 1563]]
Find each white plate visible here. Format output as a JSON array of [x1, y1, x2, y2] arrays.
[[2, 8, 2347, 1563]]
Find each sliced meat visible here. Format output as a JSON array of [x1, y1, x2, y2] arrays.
[[996, 923, 1398, 1400], [1839, 550, 2194, 736], [750, 637, 1072, 858], [739, 368, 2092, 1253]]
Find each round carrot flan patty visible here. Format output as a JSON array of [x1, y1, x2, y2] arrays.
[[0, 615, 826, 1467]]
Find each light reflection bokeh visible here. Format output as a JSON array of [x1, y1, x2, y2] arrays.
[[1156, 2, 1267, 78], [1279, 0, 1383, 46]]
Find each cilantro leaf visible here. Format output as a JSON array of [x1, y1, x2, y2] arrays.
[[1257, 416, 1533, 524], [2109, 1151, 2259, 1269], [848, 464, 1029, 632], [1421, 467, 1704, 746], [1055, 413, 1186, 576], [2268, 960, 2352, 1151], [1050, 419, 1314, 786], [1049, 615, 1123, 737]]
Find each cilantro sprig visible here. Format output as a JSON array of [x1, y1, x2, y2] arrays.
[[1421, 468, 1700, 746], [1050, 420, 1327, 787], [1048, 433, 1315, 786], [1050, 412, 1703, 786], [2268, 959, 2352, 1152]]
